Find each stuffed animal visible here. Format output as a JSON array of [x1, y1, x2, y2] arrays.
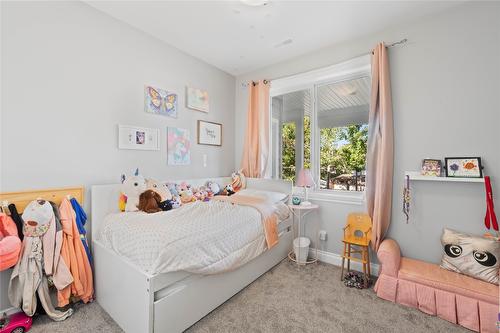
[[146, 179, 172, 201], [171, 196, 182, 209], [166, 183, 179, 197], [231, 170, 247, 192], [138, 190, 162, 214], [121, 168, 147, 212], [180, 187, 196, 204], [206, 181, 221, 197], [222, 184, 235, 196]]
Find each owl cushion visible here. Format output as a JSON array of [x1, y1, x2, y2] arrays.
[[440, 228, 499, 284]]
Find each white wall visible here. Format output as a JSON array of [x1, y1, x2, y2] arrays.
[[235, 2, 500, 263], [0, 1, 235, 311]]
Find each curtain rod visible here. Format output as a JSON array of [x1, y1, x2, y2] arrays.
[[241, 38, 408, 88]]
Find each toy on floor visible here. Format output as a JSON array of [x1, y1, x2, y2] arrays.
[[343, 271, 371, 289], [120, 169, 147, 212], [0, 312, 32, 333]]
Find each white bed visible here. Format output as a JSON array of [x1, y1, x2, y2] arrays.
[[91, 177, 293, 333]]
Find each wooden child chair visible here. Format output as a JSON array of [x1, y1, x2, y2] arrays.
[[341, 212, 372, 286]]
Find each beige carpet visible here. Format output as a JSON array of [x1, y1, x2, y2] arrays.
[[29, 260, 467, 333]]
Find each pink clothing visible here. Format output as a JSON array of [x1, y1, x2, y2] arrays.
[[58, 198, 93, 307], [375, 239, 498, 333], [0, 213, 21, 271]]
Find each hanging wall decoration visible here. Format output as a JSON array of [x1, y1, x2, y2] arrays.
[[145, 85, 178, 118], [118, 125, 160, 151], [197, 120, 222, 146], [167, 127, 191, 165], [186, 86, 209, 113]]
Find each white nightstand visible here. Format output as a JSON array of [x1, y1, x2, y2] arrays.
[[287, 203, 319, 265]]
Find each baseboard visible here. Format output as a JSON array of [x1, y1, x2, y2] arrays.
[[309, 248, 379, 276]]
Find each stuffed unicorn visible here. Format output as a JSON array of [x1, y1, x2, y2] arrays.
[[121, 168, 147, 212]]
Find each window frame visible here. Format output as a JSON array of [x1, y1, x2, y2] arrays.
[[269, 55, 371, 204]]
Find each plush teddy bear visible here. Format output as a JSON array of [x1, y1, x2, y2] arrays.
[[138, 190, 162, 214], [121, 168, 147, 212], [146, 179, 172, 201]]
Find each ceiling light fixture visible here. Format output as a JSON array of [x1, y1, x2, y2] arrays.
[[240, 0, 269, 7]]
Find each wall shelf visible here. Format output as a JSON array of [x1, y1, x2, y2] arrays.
[[404, 171, 484, 183]]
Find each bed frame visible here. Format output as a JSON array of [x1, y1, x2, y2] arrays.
[[91, 178, 293, 333]]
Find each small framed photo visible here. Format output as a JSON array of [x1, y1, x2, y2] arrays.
[[197, 120, 222, 146], [118, 125, 160, 150], [421, 159, 442, 177], [445, 157, 483, 178]]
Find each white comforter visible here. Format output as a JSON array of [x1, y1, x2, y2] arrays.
[[97, 200, 289, 275]]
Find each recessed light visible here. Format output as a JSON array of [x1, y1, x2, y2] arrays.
[[241, 0, 269, 7]]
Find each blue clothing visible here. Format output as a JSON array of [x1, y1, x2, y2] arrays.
[[70, 198, 93, 265]]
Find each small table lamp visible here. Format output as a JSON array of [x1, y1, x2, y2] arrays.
[[296, 168, 314, 205]]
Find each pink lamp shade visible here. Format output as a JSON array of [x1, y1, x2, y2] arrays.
[[296, 169, 314, 187]]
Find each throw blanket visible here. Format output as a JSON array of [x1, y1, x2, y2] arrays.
[[212, 195, 279, 249]]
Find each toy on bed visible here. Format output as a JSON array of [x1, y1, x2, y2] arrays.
[[146, 179, 173, 211], [231, 170, 247, 192], [120, 169, 147, 212], [178, 182, 196, 204], [138, 190, 163, 214], [206, 181, 221, 197], [221, 184, 235, 196]]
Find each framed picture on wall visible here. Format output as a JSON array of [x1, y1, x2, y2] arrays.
[[444, 157, 483, 178], [186, 87, 209, 113], [118, 125, 160, 150], [197, 120, 222, 146]]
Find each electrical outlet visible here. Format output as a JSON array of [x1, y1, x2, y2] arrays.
[[319, 230, 327, 241], [203, 154, 207, 167]]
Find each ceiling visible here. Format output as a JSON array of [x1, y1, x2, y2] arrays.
[[274, 76, 370, 123], [86, 1, 462, 75]]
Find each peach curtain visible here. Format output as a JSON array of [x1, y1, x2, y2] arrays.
[[366, 43, 394, 251], [240, 80, 270, 178]]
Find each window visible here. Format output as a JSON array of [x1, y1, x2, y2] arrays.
[[269, 55, 370, 194], [271, 89, 311, 183]]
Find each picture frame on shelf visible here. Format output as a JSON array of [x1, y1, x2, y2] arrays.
[[421, 159, 442, 177], [444, 157, 483, 178], [118, 125, 160, 151], [197, 120, 222, 146]]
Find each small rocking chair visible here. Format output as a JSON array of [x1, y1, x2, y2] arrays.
[[341, 213, 372, 287]]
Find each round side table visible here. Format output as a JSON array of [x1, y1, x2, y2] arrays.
[[287, 203, 319, 265]]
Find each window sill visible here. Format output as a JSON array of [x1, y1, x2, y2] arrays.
[[292, 187, 365, 205]]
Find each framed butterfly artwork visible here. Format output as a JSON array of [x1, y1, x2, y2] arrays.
[[144, 85, 178, 118]]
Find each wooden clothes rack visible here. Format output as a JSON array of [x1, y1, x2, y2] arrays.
[[0, 186, 84, 213]]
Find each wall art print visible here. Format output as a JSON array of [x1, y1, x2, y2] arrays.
[[167, 127, 191, 165], [145, 85, 178, 118]]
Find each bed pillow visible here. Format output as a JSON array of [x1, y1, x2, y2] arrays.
[[234, 189, 289, 204], [440, 228, 499, 284]]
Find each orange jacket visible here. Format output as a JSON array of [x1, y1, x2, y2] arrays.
[[57, 198, 93, 307]]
